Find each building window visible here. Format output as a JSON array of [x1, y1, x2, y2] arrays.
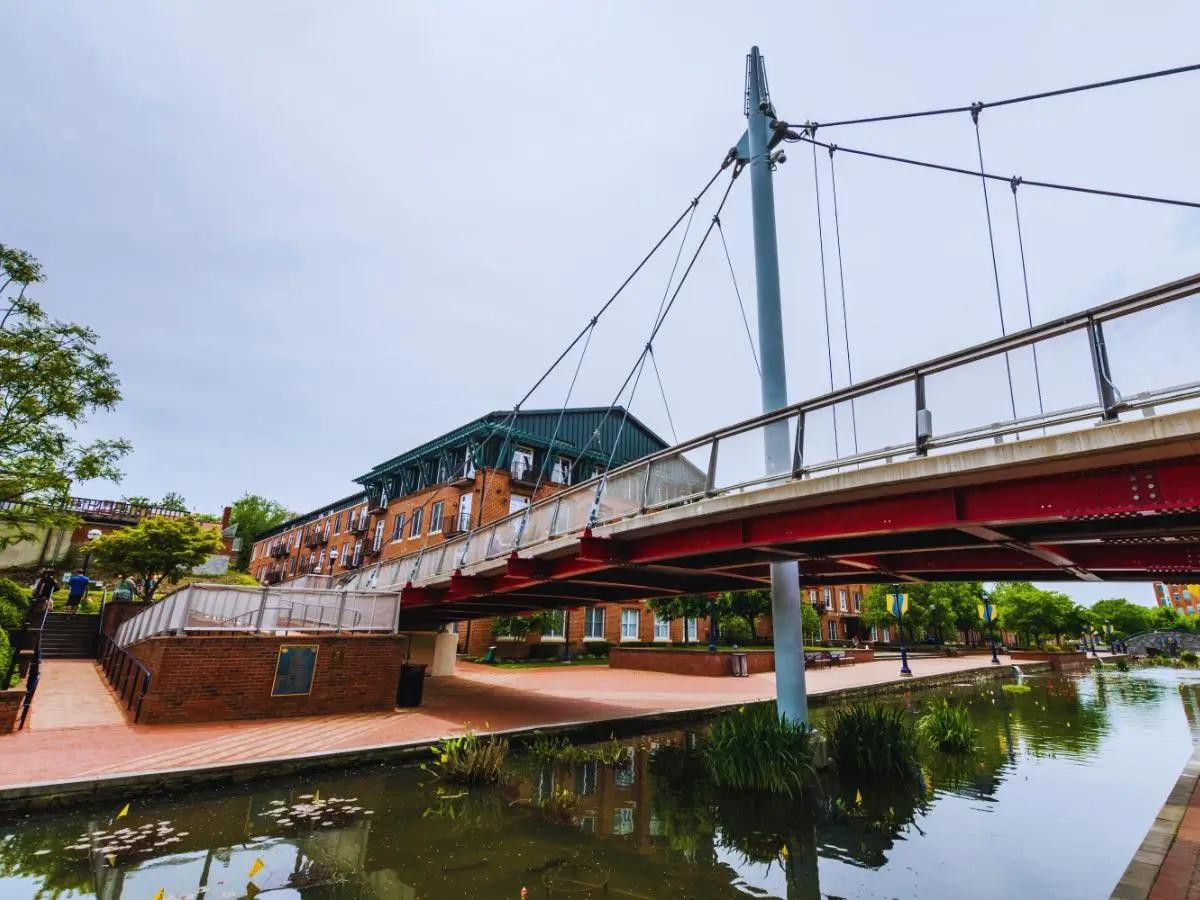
[[551, 456, 572, 485], [352, 540, 363, 566], [340, 542, 349, 566], [543, 610, 565, 639], [334, 514, 342, 536], [839, 590, 847, 611], [621, 609, 639, 641], [827, 619, 837, 642], [575, 762, 597, 796], [870, 625, 879, 641], [654, 615, 671, 642], [684, 618, 698, 642], [512, 446, 534, 480], [612, 807, 634, 835], [853, 591, 861, 612], [410, 507, 423, 538], [584, 607, 605, 640], [457, 494, 473, 532], [882, 626, 890, 642], [822, 588, 832, 608], [391, 513, 405, 541], [461, 450, 476, 480], [430, 501, 444, 533], [317, 549, 326, 571], [372, 521, 384, 552]]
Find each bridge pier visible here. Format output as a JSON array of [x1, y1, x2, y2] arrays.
[[743, 46, 809, 724]]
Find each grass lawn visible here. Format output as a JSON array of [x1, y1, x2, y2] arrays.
[[477, 657, 611, 669]]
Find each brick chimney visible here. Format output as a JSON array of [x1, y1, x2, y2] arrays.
[[221, 505, 232, 529]]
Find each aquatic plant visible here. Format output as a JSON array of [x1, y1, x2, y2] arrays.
[[1001, 683, 1032, 694], [827, 704, 920, 778], [426, 730, 509, 785], [701, 704, 815, 797], [1181, 650, 1198, 666], [523, 732, 630, 767], [1114, 658, 1130, 672], [538, 785, 580, 823], [916, 699, 976, 753]]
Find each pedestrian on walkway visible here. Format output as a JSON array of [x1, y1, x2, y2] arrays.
[[112, 574, 135, 602], [31, 569, 58, 614], [66, 570, 89, 616]]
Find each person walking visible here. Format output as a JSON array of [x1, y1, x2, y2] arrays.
[[31, 569, 58, 614], [65, 569, 89, 616]]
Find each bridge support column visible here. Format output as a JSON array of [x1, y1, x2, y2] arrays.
[[743, 46, 809, 724]]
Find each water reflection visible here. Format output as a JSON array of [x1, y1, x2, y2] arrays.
[[3, 668, 1200, 900]]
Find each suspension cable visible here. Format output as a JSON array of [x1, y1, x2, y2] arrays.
[[809, 61, 1200, 129], [1010, 178, 1046, 430], [715, 217, 761, 376], [971, 106, 1019, 421], [786, 132, 1200, 209], [811, 142, 841, 459], [827, 146, 859, 454], [648, 347, 679, 444]]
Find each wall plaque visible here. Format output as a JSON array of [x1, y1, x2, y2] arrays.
[[272, 644, 319, 697]]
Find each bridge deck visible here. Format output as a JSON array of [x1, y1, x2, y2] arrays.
[[398, 408, 1200, 627]]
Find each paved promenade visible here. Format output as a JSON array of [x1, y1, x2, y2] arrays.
[[1, 656, 1000, 794]]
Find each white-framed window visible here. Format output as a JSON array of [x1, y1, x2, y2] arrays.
[[512, 447, 534, 480], [449, 621, 459, 634], [575, 762, 597, 796], [323, 520, 331, 540], [612, 807, 634, 835], [584, 607, 605, 640], [853, 591, 861, 612], [615, 749, 636, 786], [372, 521, 384, 552], [839, 589, 847, 611], [391, 513, 405, 542], [352, 539, 363, 566], [654, 614, 671, 642], [461, 450, 476, 480], [542, 610, 565, 640], [823, 588, 832, 607], [684, 618, 698, 642], [827, 619, 837, 641], [870, 626, 878, 641], [430, 501, 444, 533], [333, 514, 342, 536], [457, 494, 473, 531], [410, 507, 423, 538], [620, 609, 639, 641], [882, 626, 890, 642], [551, 456, 572, 485], [509, 494, 530, 515], [317, 549, 326, 571]]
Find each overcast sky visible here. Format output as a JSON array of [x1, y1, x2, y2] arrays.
[[5, 2, 1198, 607]]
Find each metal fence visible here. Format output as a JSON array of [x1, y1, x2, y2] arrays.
[[360, 271, 1200, 590], [114, 583, 401, 648]]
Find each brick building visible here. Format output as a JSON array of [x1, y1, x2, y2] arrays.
[[1153, 582, 1200, 615]]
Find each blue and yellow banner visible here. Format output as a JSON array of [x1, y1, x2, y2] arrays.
[[890, 593, 909, 618]]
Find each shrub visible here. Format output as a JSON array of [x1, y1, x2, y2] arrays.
[[583, 640, 612, 657], [1181, 650, 1198, 666], [0, 600, 25, 630], [527, 643, 562, 661], [425, 730, 509, 785], [917, 699, 976, 753], [0, 628, 13, 688], [719, 617, 753, 646], [1001, 683, 1032, 694], [524, 732, 629, 768], [828, 704, 920, 778], [702, 704, 814, 798], [1115, 658, 1130, 672], [0, 579, 29, 617]]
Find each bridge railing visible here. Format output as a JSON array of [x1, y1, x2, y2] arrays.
[[114, 583, 401, 647], [368, 272, 1200, 589]]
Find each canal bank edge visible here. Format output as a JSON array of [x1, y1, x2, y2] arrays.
[[1109, 740, 1200, 900], [0, 661, 1040, 816]]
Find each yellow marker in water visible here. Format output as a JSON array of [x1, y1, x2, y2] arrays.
[[152, 890, 165, 900], [116, 803, 130, 820], [249, 857, 265, 878], [312, 789, 320, 803]]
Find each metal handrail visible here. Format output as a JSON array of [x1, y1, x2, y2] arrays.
[[372, 271, 1200, 589], [98, 635, 151, 723]]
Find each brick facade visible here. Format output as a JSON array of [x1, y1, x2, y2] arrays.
[[127, 634, 405, 724], [1154, 582, 1200, 615]]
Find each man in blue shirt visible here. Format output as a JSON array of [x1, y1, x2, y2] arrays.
[[66, 570, 89, 616]]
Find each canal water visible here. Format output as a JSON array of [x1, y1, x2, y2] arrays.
[[2, 667, 1198, 899]]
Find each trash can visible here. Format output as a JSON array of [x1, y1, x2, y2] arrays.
[[730, 653, 749, 677], [397, 663, 428, 707]]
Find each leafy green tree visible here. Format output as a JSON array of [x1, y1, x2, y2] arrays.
[[491, 610, 559, 638], [993, 582, 1075, 647], [720, 590, 773, 644], [801, 601, 820, 644], [228, 492, 291, 571], [1089, 598, 1153, 638], [122, 495, 153, 508], [862, 585, 934, 642], [647, 594, 713, 623], [84, 516, 225, 602], [159, 491, 189, 512], [0, 245, 131, 549], [1151, 605, 1182, 630]]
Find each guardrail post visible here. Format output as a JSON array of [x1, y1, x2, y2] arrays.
[[914, 372, 932, 456], [639, 462, 654, 511], [254, 587, 269, 633], [1087, 317, 1120, 421], [791, 414, 805, 477], [391, 593, 402, 633], [335, 590, 348, 633], [707, 439, 721, 493]]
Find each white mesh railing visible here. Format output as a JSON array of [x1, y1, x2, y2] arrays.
[[114, 584, 401, 648]]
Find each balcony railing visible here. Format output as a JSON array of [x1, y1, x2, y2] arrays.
[[270, 545, 289, 558], [347, 519, 368, 535], [304, 532, 326, 548], [510, 462, 537, 484]]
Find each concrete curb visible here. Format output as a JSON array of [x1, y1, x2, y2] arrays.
[[1109, 741, 1200, 899], [0, 661, 1032, 816]]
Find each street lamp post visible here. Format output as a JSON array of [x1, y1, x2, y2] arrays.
[[708, 595, 718, 653], [1105, 621, 1114, 654], [980, 598, 1000, 665], [562, 610, 572, 663], [893, 585, 912, 677], [1090, 629, 1100, 658], [82, 528, 103, 573]]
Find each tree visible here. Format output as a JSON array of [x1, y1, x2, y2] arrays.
[[801, 602, 820, 645], [862, 585, 932, 643], [720, 590, 773, 644], [0, 245, 131, 549], [122, 495, 153, 508], [84, 516, 225, 602], [159, 491, 189, 512], [992, 582, 1076, 647], [228, 493, 291, 571], [1089, 598, 1153, 638]]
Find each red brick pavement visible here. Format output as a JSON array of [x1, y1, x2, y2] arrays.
[[0, 656, 998, 790], [1150, 773, 1200, 900]]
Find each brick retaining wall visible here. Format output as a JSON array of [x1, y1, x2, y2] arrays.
[[0, 688, 23, 734], [126, 634, 406, 724], [1009, 649, 1091, 670], [609, 646, 875, 676]]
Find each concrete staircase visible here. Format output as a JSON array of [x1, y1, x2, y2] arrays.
[[38, 613, 100, 660]]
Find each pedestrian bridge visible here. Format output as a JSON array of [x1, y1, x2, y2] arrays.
[[115, 273, 1200, 644]]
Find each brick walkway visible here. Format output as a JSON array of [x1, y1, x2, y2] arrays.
[[1, 656, 999, 791], [1147, 751, 1200, 900]]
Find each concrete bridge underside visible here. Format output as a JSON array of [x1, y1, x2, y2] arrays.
[[396, 409, 1200, 629]]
